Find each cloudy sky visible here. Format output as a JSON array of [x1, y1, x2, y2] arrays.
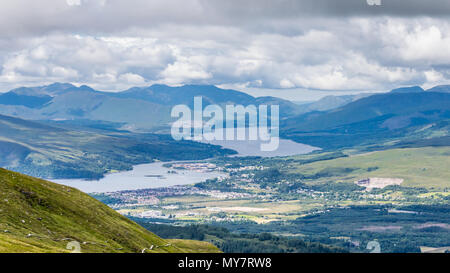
[[1, 0, 450, 100]]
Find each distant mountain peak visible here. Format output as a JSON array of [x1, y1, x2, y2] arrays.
[[390, 86, 424, 94], [427, 85, 450, 93], [149, 83, 221, 91], [77, 84, 96, 91], [149, 83, 169, 88], [45, 82, 75, 89]]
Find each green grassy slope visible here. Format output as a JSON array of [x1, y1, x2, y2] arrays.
[[0, 168, 220, 253], [288, 147, 450, 188]]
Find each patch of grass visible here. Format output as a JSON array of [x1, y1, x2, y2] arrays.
[[168, 239, 222, 253], [288, 147, 450, 188]]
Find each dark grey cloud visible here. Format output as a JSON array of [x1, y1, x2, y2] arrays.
[[1, 0, 450, 38], [201, 0, 450, 19]]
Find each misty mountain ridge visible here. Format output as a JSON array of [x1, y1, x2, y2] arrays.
[[427, 85, 450, 93], [0, 83, 305, 130], [282, 89, 450, 149], [0, 83, 449, 132]]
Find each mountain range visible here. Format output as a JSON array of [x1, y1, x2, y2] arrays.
[[1, 82, 449, 159], [282, 86, 450, 149], [0, 83, 304, 131]]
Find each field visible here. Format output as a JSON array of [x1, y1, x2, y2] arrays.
[[155, 196, 320, 223], [287, 147, 450, 188]]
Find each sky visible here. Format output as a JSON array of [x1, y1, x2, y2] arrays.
[[0, 0, 450, 101]]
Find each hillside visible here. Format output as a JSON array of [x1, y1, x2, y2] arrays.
[[282, 90, 450, 149], [0, 114, 234, 179], [283, 92, 450, 131], [0, 168, 221, 253]]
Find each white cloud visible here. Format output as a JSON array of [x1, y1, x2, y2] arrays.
[[118, 73, 146, 84], [400, 26, 450, 64], [93, 72, 116, 83], [0, 1, 450, 97], [280, 79, 295, 89], [66, 0, 81, 6], [51, 66, 79, 78], [160, 61, 212, 85], [423, 69, 447, 89]]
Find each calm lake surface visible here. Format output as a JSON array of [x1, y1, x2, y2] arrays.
[[201, 127, 320, 157], [52, 136, 318, 193], [51, 162, 227, 193], [203, 138, 319, 157]]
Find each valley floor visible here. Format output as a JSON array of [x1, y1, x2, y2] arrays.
[[92, 146, 450, 253]]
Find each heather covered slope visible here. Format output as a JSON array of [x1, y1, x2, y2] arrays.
[[0, 168, 220, 253]]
